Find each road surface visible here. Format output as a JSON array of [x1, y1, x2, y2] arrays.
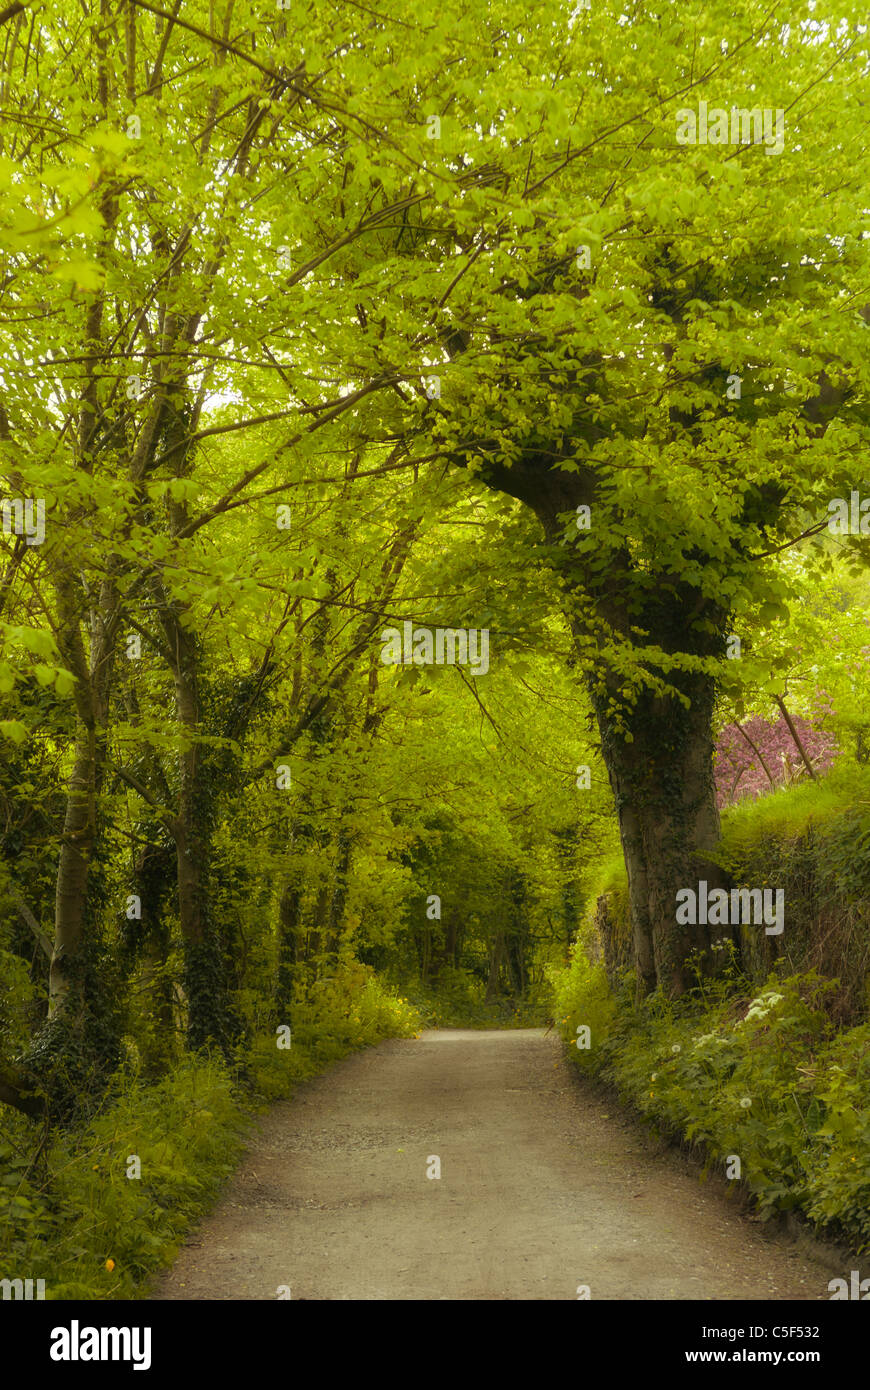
[[152, 1028, 837, 1300]]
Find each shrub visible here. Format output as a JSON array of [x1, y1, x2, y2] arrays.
[[0, 965, 421, 1298], [551, 953, 870, 1251]]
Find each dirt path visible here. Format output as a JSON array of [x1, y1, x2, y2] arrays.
[[152, 1028, 837, 1301]]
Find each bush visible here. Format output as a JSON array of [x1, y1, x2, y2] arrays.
[[250, 962, 420, 1101], [400, 965, 544, 1028], [551, 950, 870, 1251], [581, 766, 870, 1019], [0, 965, 421, 1298], [549, 946, 618, 1070], [0, 1055, 247, 1299]]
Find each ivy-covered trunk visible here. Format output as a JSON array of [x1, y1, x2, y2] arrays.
[[168, 621, 233, 1052], [474, 453, 735, 998], [589, 664, 731, 997], [153, 377, 236, 1053], [50, 723, 99, 1017], [48, 575, 117, 1022], [12, 569, 125, 1114]]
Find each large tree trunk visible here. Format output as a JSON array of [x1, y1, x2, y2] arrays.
[[47, 575, 118, 1023], [16, 570, 123, 1114], [164, 615, 232, 1052], [473, 453, 732, 998], [50, 726, 98, 1017], [152, 374, 233, 1051], [588, 662, 732, 998]]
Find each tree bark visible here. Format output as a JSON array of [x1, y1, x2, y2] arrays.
[[0, 1057, 45, 1118], [588, 664, 732, 997], [159, 606, 232, 1051], [48, 573, 118, 1023], [473, 452, 732, 998], [775, 695, 819, 783]]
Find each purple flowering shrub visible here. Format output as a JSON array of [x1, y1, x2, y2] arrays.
[[714, 701, 839, 809]]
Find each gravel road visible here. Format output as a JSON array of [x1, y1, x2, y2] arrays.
[[151, 1028, 837, 1301]]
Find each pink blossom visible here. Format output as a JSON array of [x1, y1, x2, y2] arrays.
[[714, 705, 839, 809]]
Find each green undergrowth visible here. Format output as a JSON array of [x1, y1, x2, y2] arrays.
[[585, 763, 870, 911], [583, 765, 870, 1017], [0, 965, 420, 1299], [583, 846, 627, 904], [400, 965, 550, 1028], [552, 767, 870, 1249], [551, 949, 870, 1252], [250, 962, 420, 1100]]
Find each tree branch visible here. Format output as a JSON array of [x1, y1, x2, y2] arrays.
[[0, 1056, 45, 1118], [111, 763, 180, 834], [10, 890, 52, 960]]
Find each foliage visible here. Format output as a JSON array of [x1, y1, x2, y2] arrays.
[[0, 1056, 246, 1300], [553, 960, 870, 1250], [2, 0, 870, 1286], [401, 965, 550, 1028], [250, 963, 421, 1102], [714, 709, 840, 808], [0, 973, 419, 1299]]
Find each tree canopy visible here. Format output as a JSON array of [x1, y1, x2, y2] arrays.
[[1, 0, 869, 1112]]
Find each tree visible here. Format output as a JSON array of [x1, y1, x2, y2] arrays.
[[2, 0, 869, 1130], [348, 0, 870, 994]]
